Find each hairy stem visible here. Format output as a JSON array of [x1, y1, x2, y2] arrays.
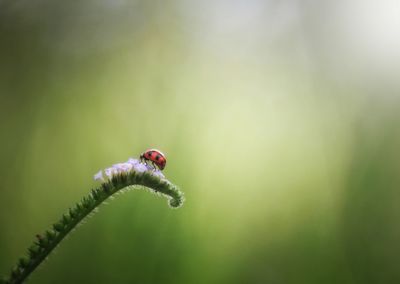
[[2, 170, 184, 284]]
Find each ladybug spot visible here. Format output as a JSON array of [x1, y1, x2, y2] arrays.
[[155, 155, 160, 161]]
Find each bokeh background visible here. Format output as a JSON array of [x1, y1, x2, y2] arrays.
[[1, 0, 400, 283]]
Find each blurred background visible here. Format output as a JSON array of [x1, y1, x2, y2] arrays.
[[1, 0, 400, 283]]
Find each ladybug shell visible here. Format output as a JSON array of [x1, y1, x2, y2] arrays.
[[143, 149, 166, 170]]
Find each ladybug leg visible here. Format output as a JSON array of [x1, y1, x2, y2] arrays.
[[151, 162, 157, 171]]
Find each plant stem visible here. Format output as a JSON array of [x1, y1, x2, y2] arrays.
[[2, 170, 184, 284]]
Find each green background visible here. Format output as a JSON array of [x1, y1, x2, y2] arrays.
[[1, 1, 400, 283]]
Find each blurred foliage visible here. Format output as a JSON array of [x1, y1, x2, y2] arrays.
[[1, 1, 400, 283]]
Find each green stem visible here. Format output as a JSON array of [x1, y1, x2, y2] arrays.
[[2, 170, 184, 284]]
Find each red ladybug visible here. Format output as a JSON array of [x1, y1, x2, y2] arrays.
[[140, 149, 167, 171]]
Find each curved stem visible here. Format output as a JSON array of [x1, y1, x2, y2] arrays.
[[2, 170, 184, 284]]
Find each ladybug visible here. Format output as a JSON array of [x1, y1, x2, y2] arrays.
[[140, 149, 167, 171]]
